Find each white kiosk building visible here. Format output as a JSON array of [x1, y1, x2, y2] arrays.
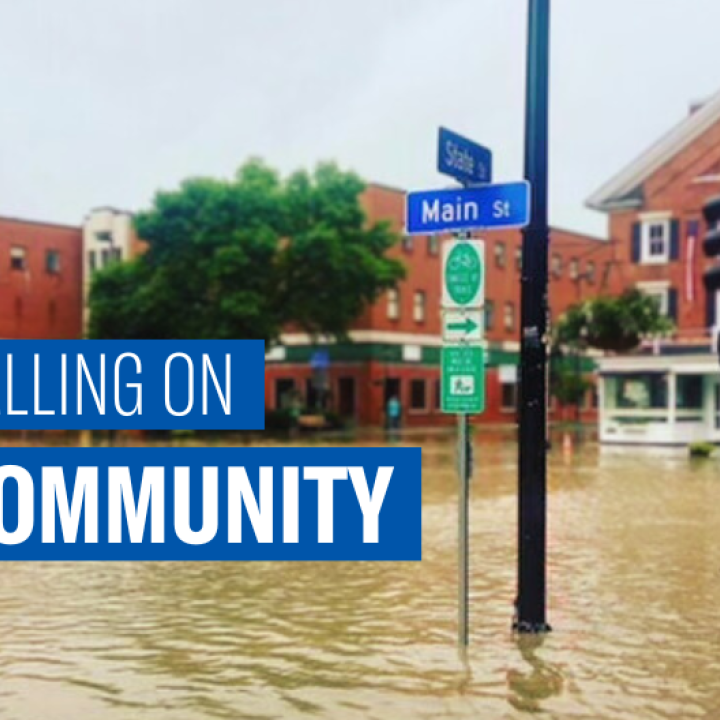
[[598, 345, 720, 445]]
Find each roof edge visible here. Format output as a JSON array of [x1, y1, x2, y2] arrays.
[[586, 87, 720, 212]]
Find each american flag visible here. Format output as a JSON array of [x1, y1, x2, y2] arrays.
[[686, 220, 699, 303]]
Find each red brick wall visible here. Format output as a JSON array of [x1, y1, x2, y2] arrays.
[[360, 184, 611, 340], [604, 116, 720, 340], [0, 217, 83, 339], [266, 362, 598, 428]]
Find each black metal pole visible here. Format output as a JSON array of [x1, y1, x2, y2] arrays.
[[516, 0, 551, 633]]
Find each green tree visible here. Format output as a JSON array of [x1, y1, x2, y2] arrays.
[[88, 160, 405, 341], [554, 288, 674, 353], [550, 289, 673, 417]]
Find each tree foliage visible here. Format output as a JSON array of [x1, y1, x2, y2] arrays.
[[553, 289, 674, 352], [88, 160, 405, 341]]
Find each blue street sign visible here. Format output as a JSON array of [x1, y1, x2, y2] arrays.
[[437, 127, 492, 185], [310, 350, 330, 370], [405, 182, 530, 235]]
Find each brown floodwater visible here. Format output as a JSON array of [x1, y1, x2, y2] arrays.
[[0, 433, 719, 719]]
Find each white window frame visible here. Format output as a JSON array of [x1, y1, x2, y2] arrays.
[[551, 253, 562, 278], [637, 280, 669, 316], [387, 288, 400, 320], [504, 302, 515, 331], [640, 213, 671, 265], [494, 241, 506, 268], [586, 260, 596, 284], [10, 246, 26, 271], [413, 290, 426, 323], [569, 258, 579, 280]]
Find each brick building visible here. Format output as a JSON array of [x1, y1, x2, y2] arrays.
[[588, 93, 720, 341], [588, 91, 720, 443], [0, 216, 83, 340], [266, 183, 609, 428], [0, 206, 142, 344]]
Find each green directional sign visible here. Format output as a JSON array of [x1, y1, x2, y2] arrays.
[[442, 309, 483, 343], [442, 240, 485, 308], [441, 346, 485, 414]]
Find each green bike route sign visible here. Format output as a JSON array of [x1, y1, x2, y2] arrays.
[[442, 240, 485, 308], [441, 346, 485, 414]]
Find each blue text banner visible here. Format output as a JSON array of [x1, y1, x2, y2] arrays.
[[0, 447, 422, 561], [0, 340, 265, 430]]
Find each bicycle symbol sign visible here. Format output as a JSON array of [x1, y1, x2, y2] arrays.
[[442, 240, 484, 308]]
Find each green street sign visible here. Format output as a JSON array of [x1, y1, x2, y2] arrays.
[[442, 239, 485, 308], [441, 346, 485, 414], [442, 309, 484, 343]]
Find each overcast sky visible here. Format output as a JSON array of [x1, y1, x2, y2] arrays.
[[1, 0, 719, 235]]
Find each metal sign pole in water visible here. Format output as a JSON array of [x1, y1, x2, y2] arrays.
[[453, 225, 473, 650], [516, 0, 552, 633], [458, 410, 469, 647]]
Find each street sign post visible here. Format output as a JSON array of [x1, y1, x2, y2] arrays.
[[406, 181, 530, 235], [442, 309, 483, 343], [440, 235, 486, 652], [438, 127, 492, 185], [410, 124, 530, 648], [441, 346, 485, 414]]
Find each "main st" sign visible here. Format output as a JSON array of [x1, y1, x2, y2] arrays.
[[405, 181, 530, 235]]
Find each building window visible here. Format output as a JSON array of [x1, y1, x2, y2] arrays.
[[495, 241, 506, 268], [410, 379, 427, 411], [428, 235, 439, 256], [485, 300, 495, 331], [112, 248, 122, 263], [434, 379, 441, 410], [604, 373, 668, 410], [590, 388, 598, 409], [642, 219, 670, 263], [586, 260, 595, 284], [676, 375, 703, 410], [413, 291, 426, 323], [402, 235, 413, 253], [569, 258, 579, 280], [515, 247, 522, 271], [101, 248, 111, 267], [95, 231, 112, 243], [551, 253, 562, 278], [88, 250, 97, 272], [501, 382, 518, 411], [305, 378, 321, 411], [638, 284, 669, 315], [387, 288, 400, 320], [504, 302, 515, 331], [46, 250, 60, 274], [274, 378, 296, 410], [10, 247, 26, 271]]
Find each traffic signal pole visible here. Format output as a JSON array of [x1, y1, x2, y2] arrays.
[[516, 0, 552, 633]]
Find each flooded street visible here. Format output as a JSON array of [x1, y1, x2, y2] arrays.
[[0, 435, 719, 719]]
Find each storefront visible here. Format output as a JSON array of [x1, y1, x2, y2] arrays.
[[598, 349, 720, 445]]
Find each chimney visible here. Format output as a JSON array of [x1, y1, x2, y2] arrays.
[[689, 98, 709, 115]]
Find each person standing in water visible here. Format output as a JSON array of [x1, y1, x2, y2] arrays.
[[386, 394, 401, 438]]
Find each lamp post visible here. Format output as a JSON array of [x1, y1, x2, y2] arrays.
[[516, 0, 552, 633]]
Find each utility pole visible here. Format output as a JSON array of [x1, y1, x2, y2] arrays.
[[516, 0, 552, 633]]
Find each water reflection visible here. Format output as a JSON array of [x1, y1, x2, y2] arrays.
[[0, 434, 718, 718], [507, 636, 564, 713]]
